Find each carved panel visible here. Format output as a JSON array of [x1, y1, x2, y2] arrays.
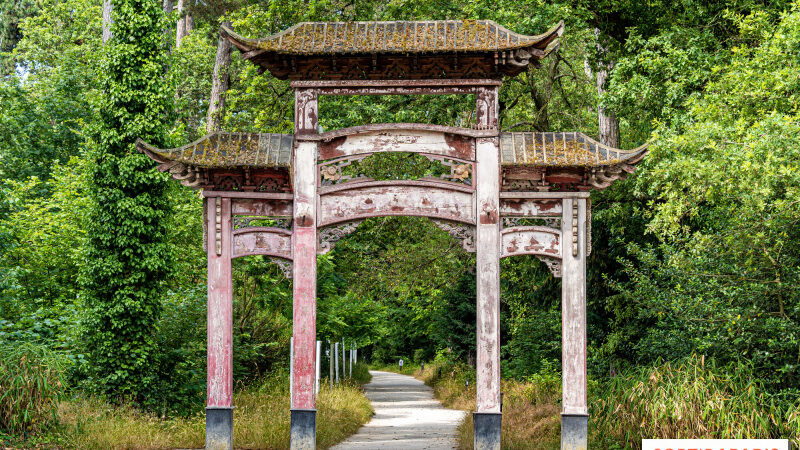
[[500, 226, 561, 258], [318, 129, 475, 161], [318, 182, 475, 226], [232, 199, 292, 217], [231, 228, 292, 259], [294, 89, 318, 135]]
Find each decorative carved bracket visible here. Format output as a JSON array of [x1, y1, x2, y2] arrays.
[[430, 219, 476, 252], [270, 257, 293, 279], [318, 220, 364, 254], [536, 255, 562, 277]]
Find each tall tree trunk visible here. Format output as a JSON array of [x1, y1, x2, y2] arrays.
[[175, 0, 193, 48], [102, 0, 113, 44], [206, 22, 232, 134], [594, 29, 620, 148]]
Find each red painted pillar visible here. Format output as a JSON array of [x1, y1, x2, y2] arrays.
[[206, 196, 233, 450], [560, 196, 588, 450], [291, 88, 318, 449], [474, 84, 502, 450]]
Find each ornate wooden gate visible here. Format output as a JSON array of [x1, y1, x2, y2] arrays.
[[139, 19, 647, 450]]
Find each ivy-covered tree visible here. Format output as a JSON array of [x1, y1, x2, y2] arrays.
[[81, 0, 173, 405]]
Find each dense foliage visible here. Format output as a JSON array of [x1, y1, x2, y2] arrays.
[[80, 0, 175, 407], [0, 0, 799, 444]]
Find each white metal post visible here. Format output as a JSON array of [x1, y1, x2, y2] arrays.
[[315, 340, 321, 395]]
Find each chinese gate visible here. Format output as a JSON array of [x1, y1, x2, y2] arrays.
[[138, 19, 647, 450]]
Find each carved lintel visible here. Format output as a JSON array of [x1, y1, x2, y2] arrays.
[[215, 197, 222, 256], [536, 255, 562, 278], [318, 220, 364, 254], [572, 201, 578, 257], [431, 219, 476, 252], [270, 257, 293, 279]]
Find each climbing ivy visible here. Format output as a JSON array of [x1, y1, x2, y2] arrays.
[[81, 0, 173, 406]]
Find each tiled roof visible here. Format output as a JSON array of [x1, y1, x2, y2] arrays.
[[138, 130, 647, 170], [136, 133, 293, 169], [221, 20, 563, 55], [499, 132, 648, 167]]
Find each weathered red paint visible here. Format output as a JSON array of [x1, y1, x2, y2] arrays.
[[232, 199, 292, 216], [232, 227, 292, 260], [501, 226, 561, 258], [291, 79, 502, 89], [318, 182, 475, 226], [292, 141, 318, 410], [207, 197, 233, 408]]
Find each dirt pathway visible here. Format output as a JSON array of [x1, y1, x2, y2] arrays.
[[331, 370, 466, 449]]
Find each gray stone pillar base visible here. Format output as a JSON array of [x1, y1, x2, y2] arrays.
[[290, 408, 317, 450], [561, 413, 588, 450], [206, 406, 233, 450], [473, 411, 501, 450]]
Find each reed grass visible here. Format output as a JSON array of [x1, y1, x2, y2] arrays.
[[592, 355, 800, 449], [0, 341, 67, 435]]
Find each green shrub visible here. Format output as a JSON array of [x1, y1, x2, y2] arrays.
[[0, 341, 67, 434]]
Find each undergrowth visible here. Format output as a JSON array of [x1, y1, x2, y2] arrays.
[[3, 363, 373, 449]]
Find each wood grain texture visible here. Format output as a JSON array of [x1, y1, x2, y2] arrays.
[[560, 198, 587, 415]]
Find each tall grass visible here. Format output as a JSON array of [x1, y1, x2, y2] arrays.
[[56, 366, 373, 449], [592, 355, 800, 449], [0, 341, 67, 435], [400, 356, 800, 449]]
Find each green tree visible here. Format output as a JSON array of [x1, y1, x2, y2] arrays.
[[81, 0, 174, 406]]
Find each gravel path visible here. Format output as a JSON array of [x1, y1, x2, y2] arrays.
[[331, 370, 466, 450]]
